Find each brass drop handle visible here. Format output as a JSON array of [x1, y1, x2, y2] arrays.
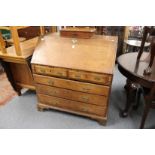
[[52, 101, 58, 105], [94, 76, 101, 81], [51, 90, 58, 94], [48, 80, 54, 85], [75, 74, 81, 78], [81, 96, 89, 102], [40, 69, 45, 73], [82, 107, 89, 112], [57, 72, 63, 76], [82, 87, 90, 92]]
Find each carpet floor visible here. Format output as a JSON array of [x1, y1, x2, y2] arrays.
[[0, 66, 155, 129], [0, 73, 17, 105]]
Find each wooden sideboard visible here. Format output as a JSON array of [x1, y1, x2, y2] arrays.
[[31, 33, 117, 124]]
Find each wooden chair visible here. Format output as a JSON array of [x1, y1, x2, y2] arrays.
[[137, 26, 155, 74], [135, 26, 155, 128]]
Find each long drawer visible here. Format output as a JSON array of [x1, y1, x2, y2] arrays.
[[38, 94, 106, 116], [33, 74, 110, 96], [33, 65, 67, 78], [36, 84, 108, 106], [68, 70, 112, 85]]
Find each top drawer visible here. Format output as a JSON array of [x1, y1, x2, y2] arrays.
[[68, 70, 112, 85], [32, 65, 112, 85], [32, 65, 67, 78]]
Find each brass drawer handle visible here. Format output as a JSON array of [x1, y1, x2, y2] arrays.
[[39, 69, 45, 73], [81, 96, 89, 102], [52, 101, 59, 105], [75, 74, 81, 78], [81, 107, 89, 112], [48, 80, 54, 85], [94, 76, 101, 81], [57, 72, 63, 76], [50, 90, 58, 94], [82, 88, 90, 92]]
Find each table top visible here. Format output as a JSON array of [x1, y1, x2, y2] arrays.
[[117, 52, 155, 84], [31, 33, 118, 74], [124, 40, 150, 47]]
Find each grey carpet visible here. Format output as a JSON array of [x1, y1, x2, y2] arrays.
[[0, 66, 155, 129]]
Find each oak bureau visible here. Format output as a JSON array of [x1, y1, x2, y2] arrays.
[[31, 33, 117, 125]]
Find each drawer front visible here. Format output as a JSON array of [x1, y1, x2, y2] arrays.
[[36, 84, 108, 106], [38, 94, 106, 116], [33, 65, 67, 78], [68, 70, 112, 85], [34, 74, 110, 96]]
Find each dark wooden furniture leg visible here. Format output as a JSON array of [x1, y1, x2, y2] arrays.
[[120, 79, 137, 117], [140, 85, 155, 129], [143, 37, 155, 75], [140, 102, 150, 129], [149, 37, 155, 68], [137, 26, 149, 60], [133, 87, 142, 110]]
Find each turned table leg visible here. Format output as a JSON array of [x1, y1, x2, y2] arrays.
[[120, 79, 137, 117]]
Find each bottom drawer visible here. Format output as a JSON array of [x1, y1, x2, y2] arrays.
[[38, 94, 106, 117]]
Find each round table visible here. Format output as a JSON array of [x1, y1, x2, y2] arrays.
[[117, 52, 155, 128], [124, 40, 150, 52]]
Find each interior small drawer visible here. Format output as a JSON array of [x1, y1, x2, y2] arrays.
[[33, 65, 67, 78], [68, 70, 112, 85]]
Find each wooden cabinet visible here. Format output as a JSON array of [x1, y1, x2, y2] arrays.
[[31, 33, 117, 124]]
